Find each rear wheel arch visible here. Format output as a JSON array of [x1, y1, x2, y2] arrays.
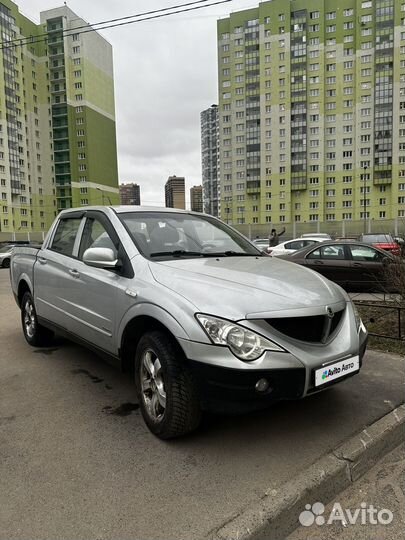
[[120, 315, 187, 373]]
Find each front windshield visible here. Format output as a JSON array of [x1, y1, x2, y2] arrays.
[[0, 245, 11, 253], [119, 212, 261, 259]]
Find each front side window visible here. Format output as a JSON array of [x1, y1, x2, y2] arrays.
[[349, 245, 383, 262], [79, 218, 118, 259], [49, 217, 82, 257], [119, 212, 260, 259]]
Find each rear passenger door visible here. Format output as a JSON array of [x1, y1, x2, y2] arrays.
[[34, 213, 85, 330]]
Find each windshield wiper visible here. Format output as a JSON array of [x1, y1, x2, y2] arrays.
[[204, 251, 259, 257], [150, 250, 261, 258], [150, 250, 203, 258]]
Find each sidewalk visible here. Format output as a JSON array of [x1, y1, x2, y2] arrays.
[[288, 444, 405, 540]]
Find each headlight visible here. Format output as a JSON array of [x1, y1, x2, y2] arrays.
[[195, 314, 284, 361]]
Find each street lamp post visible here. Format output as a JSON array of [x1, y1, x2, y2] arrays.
[[363, 166, 368, 233]]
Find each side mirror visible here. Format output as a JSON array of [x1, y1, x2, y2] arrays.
[[83, 247, 119, 269]]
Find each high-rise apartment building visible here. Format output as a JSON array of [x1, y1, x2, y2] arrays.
[[201, 105, 220, 216], [190, 185, 203, 212], [217, 0, 405, 227], [120, 183, 141, 205], [0, 1, 119, 239], [42, 6, 119, 212], [165, 175, 185, 209]]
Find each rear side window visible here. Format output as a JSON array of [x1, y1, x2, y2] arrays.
[[307, 245, 346, 260], [285, 240, 305, 250], [49, 218, 82, 257]]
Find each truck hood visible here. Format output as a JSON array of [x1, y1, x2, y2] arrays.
[[149, 256, 346, 320]]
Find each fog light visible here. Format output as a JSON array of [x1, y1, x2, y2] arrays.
[[255, 378, 270, 393]]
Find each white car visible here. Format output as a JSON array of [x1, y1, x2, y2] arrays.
[[268, 237, 326, 257], [301, 233, 332, 240], [0, 245, 14, 268]]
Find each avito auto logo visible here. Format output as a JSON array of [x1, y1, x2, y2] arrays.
[[322, 361, 355, 381]]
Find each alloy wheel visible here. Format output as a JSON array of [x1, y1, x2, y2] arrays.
[[23, 298, 36, 339], [140, 349, 166, 422]]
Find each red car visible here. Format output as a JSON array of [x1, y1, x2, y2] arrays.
[[359, 234, 401, 257]]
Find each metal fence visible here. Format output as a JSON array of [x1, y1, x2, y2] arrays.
[[0, 231, 46, 243], [1, 217, 404, 246], [354, 301, 405, 342], [232, 217, 405, 241]]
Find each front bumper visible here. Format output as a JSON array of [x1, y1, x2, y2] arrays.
[[189, 361, 306, 413], [183, 332, 368, 414]]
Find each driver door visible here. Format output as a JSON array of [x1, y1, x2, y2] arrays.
[[65, 212, 131, 355], [305, 244, 351, 287]]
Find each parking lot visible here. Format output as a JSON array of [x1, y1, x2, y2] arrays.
[[0, 268, 404, 540]]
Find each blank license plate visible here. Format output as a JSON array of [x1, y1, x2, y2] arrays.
[[315, 356, 360, 387]]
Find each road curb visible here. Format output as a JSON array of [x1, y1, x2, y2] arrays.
[[211, 404, 405, 540]]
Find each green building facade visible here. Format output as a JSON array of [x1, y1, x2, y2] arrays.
[[0, 1, 119, 239], [217, 0, 405, 232]]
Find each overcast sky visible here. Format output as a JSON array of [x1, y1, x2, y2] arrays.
[[17, 0, 255, 206]]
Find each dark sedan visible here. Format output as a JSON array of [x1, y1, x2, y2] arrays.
[[279, 241, 399, 292]]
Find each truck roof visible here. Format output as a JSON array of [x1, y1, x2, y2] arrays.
[[59, 205, 194, 216]]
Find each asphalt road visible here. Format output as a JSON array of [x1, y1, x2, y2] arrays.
[[0, 269, 404, 540]]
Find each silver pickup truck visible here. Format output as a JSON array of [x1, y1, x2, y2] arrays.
[[11, 206, 368, 439]]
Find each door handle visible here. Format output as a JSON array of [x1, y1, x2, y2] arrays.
[[38, 256, 47, 265], [69, 269, 80, 278], [353, 262, 363, 267], [314, 260, 324, 265]]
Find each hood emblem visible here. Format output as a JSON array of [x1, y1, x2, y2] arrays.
[[326, 306, 334, 319]]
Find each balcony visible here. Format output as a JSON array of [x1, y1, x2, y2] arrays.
[[373, 177, 392, 185], [246, 180, 260, 194]]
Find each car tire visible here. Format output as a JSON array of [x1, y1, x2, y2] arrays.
[[2, 258, 10, 268], [21, 292, 54, 347], [134, 331, 201, 439]]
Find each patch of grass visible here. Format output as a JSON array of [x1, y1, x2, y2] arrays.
[[355, 301, 405, 355]]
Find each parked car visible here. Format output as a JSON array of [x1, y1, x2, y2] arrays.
[[359, 233, 401, 257], [301, 233, 332, 239], [280, 240, 398, 292], [10, 207, 367, 439], [268, 236, 325, 257], [0, 244, 15, 268], [252, 237, 270, 251]]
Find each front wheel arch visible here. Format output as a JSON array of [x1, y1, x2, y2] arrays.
[[134, 330, 201, 439], [120, 315, 188, 374], [18, 280, 32, 307]]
